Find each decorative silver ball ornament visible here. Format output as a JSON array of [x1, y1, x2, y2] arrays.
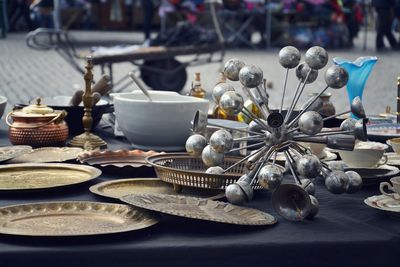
[[201, 145, 225, 167], [219, 91, 244, 116], [238, 65, 264, 88], [301, 178, 316, 195], [185, 134, 207, 156], [296, 154, 322, 178], [298, 111, 323, 135], [305, 46, 328, 70], [296, 63, 318, 84], [209, 129, 234, 153], [205, 166, 224, 175], [223, 58, 245, 81], [212, 83, 235, 103], [351, 96, 366, 118], [306, 195, 319, 219], [324, 65, 349, 89], [340, 118, 357, 131], [325, 171, 350, 194], [258, 164, 283, 190], [225, 183, 247, 205], [345, 171, 363, 193], [279, 46, 301, 69], [237, 180, 254, 201]]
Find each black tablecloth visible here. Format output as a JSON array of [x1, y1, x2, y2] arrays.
[[0, 123, 399, 267]]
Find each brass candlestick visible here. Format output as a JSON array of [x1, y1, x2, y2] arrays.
[[397, 77, 400, 124], [69, 56, 107, 150]]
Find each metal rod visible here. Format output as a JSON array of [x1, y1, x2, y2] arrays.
[[294, 130, 353, 139], [255, 85, 270, 110], [280, 68, 290, 113], [242, 86, 270, 119], [223, 147, 263, 173], [207, 122, 264, 136], [287, 85, 330, 128], [250, 146, 276, 184], [322, 110, 350, 121], [283, 79, 303, 124], [229, 141, 265, 153], [234, 136, 266, 142], [242, 107, 270, 130], [287, 127, 299, 134], [284, 150, 302, 185]]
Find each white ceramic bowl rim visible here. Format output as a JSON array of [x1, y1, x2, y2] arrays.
[[112, 91, 209, 104], [0, 96, 7, 104]]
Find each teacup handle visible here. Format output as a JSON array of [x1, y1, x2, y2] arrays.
[[377, 154, 388, 167], [380, 182, 394, 197]]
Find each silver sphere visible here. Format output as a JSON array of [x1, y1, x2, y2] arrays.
[[237, 180, 254, 202], [225, 183, 247, 205], [325, 170, 350, 194], [345, 171, 363, 193], [212, 83, 235, 103], [305, 46, 328, 70], [279, 46, 301, 69], [223, 58, 245, 81], [209, 129, 234, 153], [201, 145, 225, 167], [340, 118, 357, 131], [219, 91, 244, 116], [351, 96, 366, 118], [296, 154, 322, 178], [185, 134, 207, 156], [258, 164, 283, 191], [325, 65, 349, 89], [296, 63, 318, 84], [205, 166, 224, 175], [238, 65, 264, 88], [298, 111, 323, 135], [306, 195, 319, 219], [301, 178, 316, 195]]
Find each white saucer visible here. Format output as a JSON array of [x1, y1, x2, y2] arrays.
[[364, 194, 400, 214]]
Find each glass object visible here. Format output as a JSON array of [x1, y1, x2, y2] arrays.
[[189, 73, 206, 99], [333, 56, 378, 118]]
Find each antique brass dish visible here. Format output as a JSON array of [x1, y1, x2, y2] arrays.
[[0, 145, 32, 162], [90, 178, 225, 200], [0, 163, 101, 191], [121, 193, 277, 226], [0, 201, 159, 236], [8, 147, 83, 163]]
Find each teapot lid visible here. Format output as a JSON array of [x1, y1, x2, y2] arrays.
[[22, 98, 54, 115]]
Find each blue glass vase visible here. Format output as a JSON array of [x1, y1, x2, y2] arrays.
[[333, 56, 378, 118]]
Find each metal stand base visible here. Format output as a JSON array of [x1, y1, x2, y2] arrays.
[[69, 132, 107, 150]]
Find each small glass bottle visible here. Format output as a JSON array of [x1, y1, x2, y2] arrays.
[[189, 73, 206, 99]]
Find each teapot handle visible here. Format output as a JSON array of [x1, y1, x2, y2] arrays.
[[5, 111, 66, 129]]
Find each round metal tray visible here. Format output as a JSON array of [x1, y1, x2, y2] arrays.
[[146, 153, 263, 190]]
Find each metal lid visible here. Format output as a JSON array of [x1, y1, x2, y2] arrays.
[[21, 98, 54, 115]]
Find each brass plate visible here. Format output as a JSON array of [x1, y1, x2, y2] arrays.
[[8, 147, 83, 163], [0, 146, 32, 163], [0, 201, 159, 236], [90, 178, 225, 200], [0, 163, 101, 191], [121, 193, 277, 226], [78, 149, 162, 168]]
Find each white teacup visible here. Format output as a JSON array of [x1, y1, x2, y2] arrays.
[[338, 141, 388, 168], [380, 176, 400, 200]]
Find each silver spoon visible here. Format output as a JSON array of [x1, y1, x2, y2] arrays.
[[128, 72, 153, 102]]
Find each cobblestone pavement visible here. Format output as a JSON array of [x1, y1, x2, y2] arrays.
[[0, 30, 399, 116]]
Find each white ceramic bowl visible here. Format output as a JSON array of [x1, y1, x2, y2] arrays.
[[338, 141, 388, 168], [112, 91, 209, 151], [0, 96, 7, 119]]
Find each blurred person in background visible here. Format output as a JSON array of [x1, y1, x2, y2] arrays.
[[8, 0, 33, 31], [371, 0, 398, 50]]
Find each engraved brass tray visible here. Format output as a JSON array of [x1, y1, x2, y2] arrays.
[[0, 163, 101, 191], [0, 201, 159, 236], [90, 178, 225, 200], [0, 146, 32, 162], [121, 193, 277, 226], [8, 147, 83, 163]]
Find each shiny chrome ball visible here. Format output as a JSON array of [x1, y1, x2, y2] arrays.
[[237, 180, 254, 201], [223, 58, 245, 81], [298, 111, 323, 135], [225, 183, 247, 205], [325, 65, 349, 89], [239, 65, 264, 88], [351, 96, 366, 118], [201, 145, 225, 167], [209, 129, 234, 153], [305, 46, 328, 70], [279, 46, 301, 69], [301, 178, 316, 195], [345, 170, 363, 193], [340, 118, 357, 131], [296, 63, 318, 84], [219, 91, 244, 116], [212, 83, 235, 103], [325, 170, 349, 194], [296, 154, 322, 178], [185, 134, 207, 156], [205, 166, 225, 175], [258, 164, 283, 190], [306, 195, 319, 219]]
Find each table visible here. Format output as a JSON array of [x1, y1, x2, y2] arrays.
[[0, 122, 399, 267]]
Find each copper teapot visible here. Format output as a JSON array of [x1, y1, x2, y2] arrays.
[[6, 98, 68, 147]]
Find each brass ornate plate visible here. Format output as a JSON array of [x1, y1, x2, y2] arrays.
[[0, 201, 159, 236], [121, 193, 277, 226], [78, 149, 161, 168], [90, 178, 225, 200], [0, 146, 32, 163], [8, 147, 83, 163], [0, 163, 101, 191]]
